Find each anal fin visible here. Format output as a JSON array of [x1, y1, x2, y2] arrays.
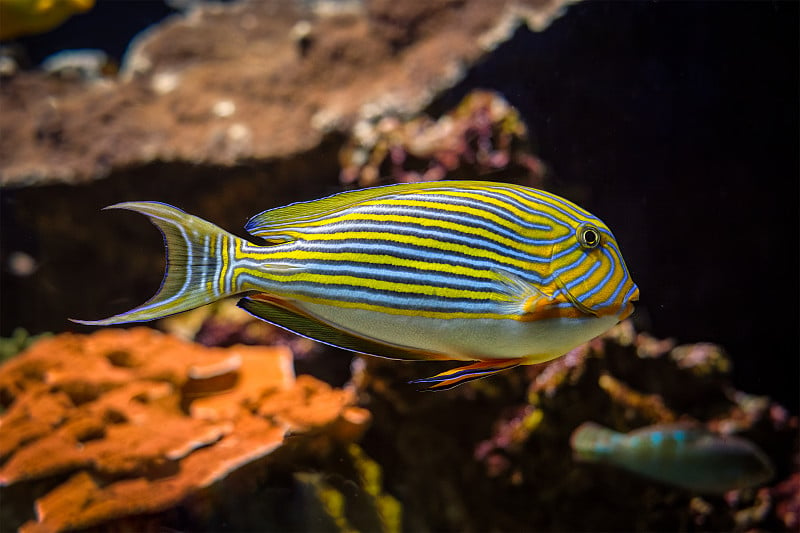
[[238, 294, 437, 361], [410, 359, 523, 391]]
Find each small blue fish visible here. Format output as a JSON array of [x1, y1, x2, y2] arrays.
[[570, 422, 774, 493], [73, 181, 638, 389]]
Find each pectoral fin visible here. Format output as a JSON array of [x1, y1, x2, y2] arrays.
[[495, 269, 557, 316], [410, 359, 523, 391]]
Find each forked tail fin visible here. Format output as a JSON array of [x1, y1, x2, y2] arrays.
[[71, 202, 247, 326]]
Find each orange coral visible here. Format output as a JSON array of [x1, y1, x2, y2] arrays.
[[0, 328, 370, 532]]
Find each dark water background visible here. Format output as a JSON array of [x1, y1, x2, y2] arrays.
[[6, 0, 799, 411]]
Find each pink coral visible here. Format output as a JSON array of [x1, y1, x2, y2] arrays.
[[339, 90, 546, 187]]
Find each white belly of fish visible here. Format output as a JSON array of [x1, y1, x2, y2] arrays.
[[296, 301, 620, 362]]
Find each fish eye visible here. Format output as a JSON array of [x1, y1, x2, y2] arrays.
[[577, 224, 601, 249]]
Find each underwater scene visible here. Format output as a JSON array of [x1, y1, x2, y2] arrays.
[[0, 0, 797, 531]]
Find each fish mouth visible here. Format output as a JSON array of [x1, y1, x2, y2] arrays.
[[554, 278, 640, 319], [618, 301, 635, 321], [618, 286, 640, 320]]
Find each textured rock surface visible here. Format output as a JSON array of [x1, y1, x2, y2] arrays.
[[0, 0, 570, 186], [0, 328, 373, 532]]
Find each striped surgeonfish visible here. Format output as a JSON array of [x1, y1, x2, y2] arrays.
[[73, 181, 639, 390]]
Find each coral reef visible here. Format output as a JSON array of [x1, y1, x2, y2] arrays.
[[339, 89, 546, 187], [771, 473, 800, 531], [0, 0, 570, 186], [0, 0, 796, 530], [0, 327, 376, 532], [293, 443, 401, 533], [1, 1, 569, 336], [353, 321, 799, 531], [2, 317, 795, 532], [149, 307, 798, 529], [160, 298, 348, 386]]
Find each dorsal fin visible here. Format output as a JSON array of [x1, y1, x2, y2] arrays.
[[243, 181, 487, 240]]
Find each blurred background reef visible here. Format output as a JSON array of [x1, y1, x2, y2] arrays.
[[0, 0, 797, 531]]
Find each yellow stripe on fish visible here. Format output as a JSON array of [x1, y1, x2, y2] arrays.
[[72, 181, 639, 390]]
